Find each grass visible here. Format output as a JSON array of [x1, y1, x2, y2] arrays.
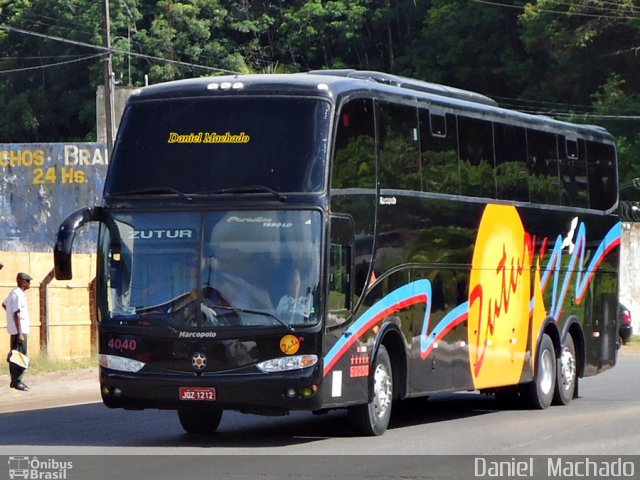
[[0, 354, 97, 376], [625, 335, 640, 346]]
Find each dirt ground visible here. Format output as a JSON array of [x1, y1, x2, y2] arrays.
[[0, 367, 100, 414]]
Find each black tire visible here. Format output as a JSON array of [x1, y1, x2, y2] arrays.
[[177, 406, 223, 434], [522, 333, 556, 409], [348, 345, 393, 436], [553, 334, 577, 406]]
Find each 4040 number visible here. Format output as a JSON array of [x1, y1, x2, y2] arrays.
[[107, 338, 137, 351]]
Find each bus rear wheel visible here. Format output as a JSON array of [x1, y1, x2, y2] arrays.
[[177, 406, 223, 434], [348, 345, 393, 436], [553, 334, 577, 405], [522, 333, 556, 409]]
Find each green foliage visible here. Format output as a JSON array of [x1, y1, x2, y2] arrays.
[[591, 75, 640, 200], [410, 0, 532, 98], [0, 0, 639, 174], [520, 0, 640, 101], [280, 1, 357, 68], [332, 135, 376, 188], [0, 354, 96, 376], [422, 150, 460, 195], [0, 0, 106, 141], [459, 159, 494, 198]]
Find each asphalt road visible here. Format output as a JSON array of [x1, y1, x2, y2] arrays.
[[1, 348, 639, 479], [0, 348, 639, 455]]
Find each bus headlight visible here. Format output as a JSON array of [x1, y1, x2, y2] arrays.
[[99, 354, 145, 373], [257, 354, 318, 373]]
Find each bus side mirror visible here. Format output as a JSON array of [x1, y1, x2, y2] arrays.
[[54, 207, 103, 280]]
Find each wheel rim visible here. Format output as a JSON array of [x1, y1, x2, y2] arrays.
[[539, 349, 554, 395], [373, 362, 392, 419], [560, 347, 576, 391]]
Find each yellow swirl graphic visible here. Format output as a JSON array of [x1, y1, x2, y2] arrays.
[[468, 205, 533, 389]]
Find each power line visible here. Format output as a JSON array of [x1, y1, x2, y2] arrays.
[[470, 0, 640, 20], [1, 54, 95, 60], [20, 11, 96, 40], [0, 52, 105, 74], [495, 105, 640, 120], [2, 17, 638, 121], [521, 111, 640, 120], [544, 0, 640, 17], [481, 87, 640, 120], [0, 24, 240, 75]]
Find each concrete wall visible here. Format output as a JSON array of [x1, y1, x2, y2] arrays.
[[0, 251, 96, 360], [0, 142, 107, 253], [96, 86, 136, 143], [620, 222, 640, 333]]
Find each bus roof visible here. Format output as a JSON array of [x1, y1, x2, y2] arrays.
[[128, 70, 613, 142]]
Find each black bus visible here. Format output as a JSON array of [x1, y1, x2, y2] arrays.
[[54, 70, 621, 436]]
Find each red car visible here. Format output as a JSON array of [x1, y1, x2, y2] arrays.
[[620, 303, 633, 345]]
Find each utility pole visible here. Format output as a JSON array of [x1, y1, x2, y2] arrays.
[[103, 0, 116, 153]]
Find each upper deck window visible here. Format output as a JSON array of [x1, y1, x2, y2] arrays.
[[106, 97, 331, 195]]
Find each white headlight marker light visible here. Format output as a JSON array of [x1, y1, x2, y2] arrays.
[[257, 354, 318, 373], [99, 354, 145, 373]]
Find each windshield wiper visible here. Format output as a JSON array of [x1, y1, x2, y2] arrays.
[[196, 185, 287, 201], [207, 303, 295, 332], [113, 312, 180, 331], [110, 187, 193, 201]]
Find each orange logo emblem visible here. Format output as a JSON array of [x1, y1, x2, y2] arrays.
[[280, 335, 300, 355]]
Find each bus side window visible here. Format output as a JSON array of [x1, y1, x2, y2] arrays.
[[559, 138, 589, 208], [331, 99, 376, 306], [587, 141, 617, 211], [333, 98, 376, 189], [419, 109, 460, 195], [527, 129, 561, 205], [329, 244, 351, 310], [457, 115, 496, 198], [327, 215, 354, 326], [378, 102, 421, 191], [494, 123, 529, 202]]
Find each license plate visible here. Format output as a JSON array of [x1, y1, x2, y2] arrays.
[[179, 387, 216, 401]]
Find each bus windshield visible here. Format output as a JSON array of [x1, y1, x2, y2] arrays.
[[98, 210, 322, 328], [106, 97, 331, 195]]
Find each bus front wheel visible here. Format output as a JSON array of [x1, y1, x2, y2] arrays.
[[522, 333, 556, 409], [348, 345, 393, 436], [177, 406, 223, 434]]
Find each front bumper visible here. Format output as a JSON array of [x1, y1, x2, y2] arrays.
[[100, 366, 323, 413]]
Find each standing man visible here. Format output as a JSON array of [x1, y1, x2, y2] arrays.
[[2, 272, 32, 391]]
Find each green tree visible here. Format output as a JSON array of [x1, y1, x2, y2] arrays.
[[1, 0, 639, 161], [591, 75, 640, 201], [407, 0, 532, 97], [520, 0, 640, 102], [0, 0, 106, 141]]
